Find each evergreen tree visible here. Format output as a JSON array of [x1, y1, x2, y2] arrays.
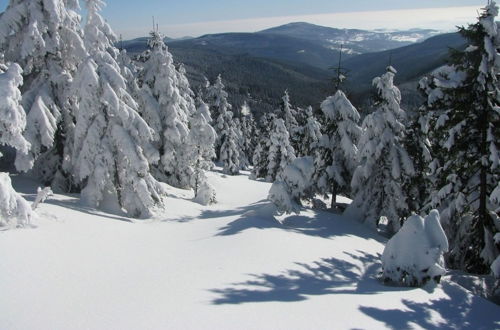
[[0, 0, 86, 190], [268, 156, 315, 214], [188, 101, 216, 197], [137, 29, 194, 189], [278, 90, 299, 151], [422, 2, 500, 273], [218, 110, 240, 175], [350, 66, 414, 234], [71, 0, 165, 217], [251, 113, 275, 180], [315, 90, 361, 208], [0, 62, 34, 227], [296, 106, 322, 157], [266, 118, 296, 182], [403, 102, 432, 215], [0, 63, 30, 161], [233, 118, 249, 170], [206, 74, 232, 157], [238, 102, 256, 167]]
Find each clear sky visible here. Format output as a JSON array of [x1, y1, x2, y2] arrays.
[[0, 0, 487, 38]]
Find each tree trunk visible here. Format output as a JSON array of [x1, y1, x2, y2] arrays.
[[331, 182, 337, 209]]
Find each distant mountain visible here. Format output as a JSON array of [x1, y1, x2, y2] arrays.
[[343, 32, 466, 105], [169, 32, 347, 70], [259, 22, 440, 55], [168, 45, 332, 115], [121, 22, 466, 113], [123, 23, 440, 70]]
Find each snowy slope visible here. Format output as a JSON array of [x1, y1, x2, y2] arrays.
[[1, 171, 499, 330]]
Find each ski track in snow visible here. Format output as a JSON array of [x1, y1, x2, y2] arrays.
[[1, 171, 499, 330]]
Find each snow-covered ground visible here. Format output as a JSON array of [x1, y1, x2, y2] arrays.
[[1, 170, 499, 330]]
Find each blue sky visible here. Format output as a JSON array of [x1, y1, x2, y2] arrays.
[[0, 0, 486, 38]]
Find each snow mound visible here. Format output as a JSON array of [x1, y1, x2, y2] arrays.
[[0, 173, 34, 228], [382, 210, 449, 286]]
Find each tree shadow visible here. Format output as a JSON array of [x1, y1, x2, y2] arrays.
[[210, 251, 395, 305], [281, 211, 384, 242], [359, 281, 500, 330], [43, 196, 134, 223]]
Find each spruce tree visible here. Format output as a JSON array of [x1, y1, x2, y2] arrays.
[[278, 91, 299, 151], [206, 74, 232, 157], [314, 90, 361, 208], [188, 101, 216, 197], [238, 102, 256, 167], [266, 118, 296, 182], [0, 63, 34, 227], [0, 0, 86, 190], [218, 110, 240, 175], [422, 2, 500, 273], [137, 29, 194, 189], [71, 0, 165, 217], [251, 113, 275, 180], [350, 66, 414, 234]]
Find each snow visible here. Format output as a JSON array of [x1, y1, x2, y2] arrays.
[[382, 210, 448, 286], [1, 171, 499, 329]]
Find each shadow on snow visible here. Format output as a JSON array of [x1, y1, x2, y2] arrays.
[[210, 251, 388, 305], [359, 281, 500, 330]]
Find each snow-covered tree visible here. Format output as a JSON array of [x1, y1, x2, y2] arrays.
[[137, 29, 194, 188], [268, 156, 315, 214], [206, 74, 232, 157], [403, 102, 432, 215], [278, 91, 300, 151], [382, 210, 448, 287], [0, 62, 34, 228], [0, 173, 34, 228], [251, 113, 275, 180], [188, 101, 216, 198], [218, 110, 240, 175], [0, 0, 86, 189], [314, 90, 361, 208], [238, 102, 256, 167], [295, 106, 322, 157], [350, 67, 414, 234], [71, 0, 166, 217], [0, 63, 30, 161], [421, 2, 500, 273], [266, 118, 296, 182]]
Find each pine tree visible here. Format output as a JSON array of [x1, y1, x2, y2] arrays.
[[350, 66, 414, 234], [266, 118, 296, 182], [218, 110, 240, 175], [0, 0, 86, 190], [251, 113, 275, 180], [0, 62, 34, 227], [238, 102, 256, 167], [403, 101, 432, 215], [188, 101, 216, 197], [71, 0, 165, 218], [206, 74, 232, 157], [296, 106, 322, 157], [268, 156, 315, 214], [0, 63, 30, 161], [278, 91, 299, 151], [315, 90, 361, 208], [422, 2, 500, 273], [137, 29, 194, 188]]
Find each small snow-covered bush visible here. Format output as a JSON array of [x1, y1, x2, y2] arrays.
[[32, 187, 53, 210], [268, 156, 314, 214], [193, 182, 217, 206], [382, 210, 449, 287], [0, 173, 34, 228]]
